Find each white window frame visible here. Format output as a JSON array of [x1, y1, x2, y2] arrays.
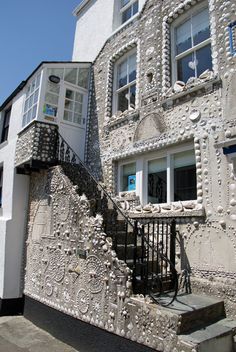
[[117, 143, 197, 205], [120, 0, 139, 25], [171, 2, 211, 84], [113, 48, 137, 115], [58, 83, 88, 129], [22, 72, 42, 127]]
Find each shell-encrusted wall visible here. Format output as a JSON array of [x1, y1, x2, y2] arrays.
[[85, 0, 236, 315], [25, 166, 204, 352]]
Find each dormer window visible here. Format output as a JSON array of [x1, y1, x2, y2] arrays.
[[120, 0, 138, 24]]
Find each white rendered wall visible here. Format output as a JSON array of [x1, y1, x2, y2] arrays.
[[72, 0, 115, 62], [0, 92, 30, 299], [72, 0, 147, 62]]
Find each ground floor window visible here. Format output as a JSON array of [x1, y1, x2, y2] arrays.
[[118, 146, 197, 204]]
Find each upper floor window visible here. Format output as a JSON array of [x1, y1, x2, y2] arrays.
[[1, 107, 11, 143], [172, 6, 212, 83], [120, 0, 138, 24], [114, 50, 136, 113], [23, 73, 41, 127]]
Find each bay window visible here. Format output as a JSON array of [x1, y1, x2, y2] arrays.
[[172, 6, 212, 83], [114, 51, 137, 113]]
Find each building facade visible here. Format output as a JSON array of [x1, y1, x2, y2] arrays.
[[1, 0, 236, 351]]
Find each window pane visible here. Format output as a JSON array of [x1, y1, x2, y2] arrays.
[[64, 68, 77, 85], [174, 150, 196, 201], [45, 92, 59, 105], [73, 113, 82, 124], [47, 81, 60, 94], [31, 79, 36, 93], [193, 8, 210, 46], [130, 84, 136, 109], [78, 68, 89, 89], [177, 52, 195, 82], [148, 158, 167, 204], [66, 89, 74, 100], [34, 89, 39, 104], [121, 0, 130, 7], [176, 19, 192, 55], [74, 102, 82, 114], [122, 6, 132, 23], [29, 95, 33, 109], [36, 74, 41, 88], [132, 1, 138, 15], [24, 99, 29, 113], [174, 164, 197, 201], [196, 44, 212, 76], [122, 163, 136, 192], [118, 59, 128, 88], [32, 104, 37, 119], [75, 92, 83, 103], [128, 53, 136, 82], [48, 68, 64, 80], [64, 110, 73, 122], [64, 99, 74, 111], [174, 149, 195, 168], [118, 88, 129, 112]]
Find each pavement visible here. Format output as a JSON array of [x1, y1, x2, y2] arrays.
[[0, 316, 78, 352]]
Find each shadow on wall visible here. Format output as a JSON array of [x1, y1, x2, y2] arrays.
[[85, 68, 103, 182]]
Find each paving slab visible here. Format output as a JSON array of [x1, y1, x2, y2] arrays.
[[0, 316, 78, 352]]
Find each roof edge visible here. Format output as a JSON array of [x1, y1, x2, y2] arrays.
[[73, 0, 92, 16]]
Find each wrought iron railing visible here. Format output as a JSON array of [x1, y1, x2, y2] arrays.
[[57, 133, 178, 305]]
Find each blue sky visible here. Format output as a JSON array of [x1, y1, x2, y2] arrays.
[[0, 0, 83, 104]]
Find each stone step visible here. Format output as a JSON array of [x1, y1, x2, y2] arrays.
[[179, 320, 234, 352], [157, 293, 226, 335]]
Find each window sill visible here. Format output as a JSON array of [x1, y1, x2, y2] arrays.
[[129, 201, 205, 218], [107, 109, 139, 130], [162, 75, 221, 109]]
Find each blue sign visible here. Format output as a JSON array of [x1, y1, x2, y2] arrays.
[[128, 175, 136, 191]]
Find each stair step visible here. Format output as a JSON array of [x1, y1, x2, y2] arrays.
[[179, 320, 234, 352], [157, 293, 226, 335]]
